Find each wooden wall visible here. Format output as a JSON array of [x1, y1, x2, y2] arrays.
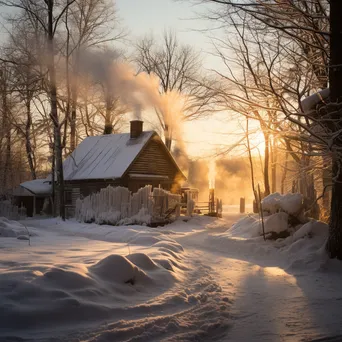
[[127, 135, 184, 193]]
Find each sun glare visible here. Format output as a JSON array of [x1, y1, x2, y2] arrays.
[[251, 131, 266, 156]]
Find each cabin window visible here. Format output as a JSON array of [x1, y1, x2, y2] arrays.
[[65, 190, 73, 205]]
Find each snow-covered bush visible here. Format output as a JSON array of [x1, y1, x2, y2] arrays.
[[264, 212, 289, 235], [255, 192, 310, 239], [261, 193, 283, 214], [279, 193, 304, 216], [261, 192, 304, 215]]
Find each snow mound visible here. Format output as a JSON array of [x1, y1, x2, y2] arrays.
[[0, 218, 32, 238], [0, 218, 233, 342], [261, 192, 283, 213], [275, 220, 328, 249], [276, 221, 329, 270], [17, 235, 30, 241], [90, 254, 150, 284], [264, 212, 289, 234], [154, 258, 175, 271], [40, 267, 95, 289], [227, 213, 291, 238], [128, 233, 161, 246], [152, 240, 184, 253], [126, 253, 159, 270], [0, 250, 179, 335], [262, 192, 303, 215], [229, 215, 261, 238], [279, 193, 303, 215], [214, 212, 331, 272]]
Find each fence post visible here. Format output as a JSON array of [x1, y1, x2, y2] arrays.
[[240, 197, 245, 213]]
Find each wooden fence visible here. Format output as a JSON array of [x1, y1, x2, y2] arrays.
[[189, 198, 223, 217], [75, 185, 181, 225], [0, 201, 27, 220]]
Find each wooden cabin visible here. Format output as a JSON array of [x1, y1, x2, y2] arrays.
[[12, 179, 52, 217], [61, 121, 186, 217]]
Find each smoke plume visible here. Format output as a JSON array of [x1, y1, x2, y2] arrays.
[[79, 49, 185, 125], [80, 47, 189, 169]]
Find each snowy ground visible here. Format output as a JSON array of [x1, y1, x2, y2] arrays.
[[1, 207, 342, 341]]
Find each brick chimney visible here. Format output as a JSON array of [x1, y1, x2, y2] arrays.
[[130, 120, 143, 139]]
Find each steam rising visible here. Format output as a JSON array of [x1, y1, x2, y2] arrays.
[[208, 160, 216, 189], [79, 49, 186, 138], [188, 157, 265, 205]]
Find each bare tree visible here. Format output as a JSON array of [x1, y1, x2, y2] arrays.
[[3, 20, 45, 180], [135, 30, 216, 150], [325, 0, 342, 259], [0, 64, 14, 192], [193, 0, 342, 258], [196, 0, 329, 88], [62, 0, 125, 151], [0, 0, 78, 220]]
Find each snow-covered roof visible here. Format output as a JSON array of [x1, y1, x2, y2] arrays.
[[19, 179, 52, 196], [63, 131, 155, 181], [12, 186, 35, 197], [301, 88, 330, 113]]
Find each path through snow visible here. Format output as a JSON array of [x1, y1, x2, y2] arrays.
[[175, 212, 342, 342]]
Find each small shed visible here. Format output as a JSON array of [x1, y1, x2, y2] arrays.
[[13, 179, 52, 217], [59, 121, 186, 217]]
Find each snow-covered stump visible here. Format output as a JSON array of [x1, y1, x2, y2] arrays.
[[258, 192, 309, 240]]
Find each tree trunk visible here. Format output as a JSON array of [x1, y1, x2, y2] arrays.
[[70, 51, 79, 150], [326, 0, 342, 259], [4, 124, 11, 190], [85, 96, 94, 136], [271, 137, 277, 193], [25, 98, 36, 179], [2, 78, 11, 191], [47, 0, 65, 220], [263, 131, 271, 196], [70, 94, 77, 147], [51, 138, 56, 217], [326, 155, 342, 258], [281, 153, 289, 194]]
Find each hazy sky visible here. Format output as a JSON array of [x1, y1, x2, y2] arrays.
[[116, 1, 207, 48], [0, 1, 262, 159], [115, 0, 255, 158]]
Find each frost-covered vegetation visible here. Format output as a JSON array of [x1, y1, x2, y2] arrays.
[[75, 185, 181, 225]]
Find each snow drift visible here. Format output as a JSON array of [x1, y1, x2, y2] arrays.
[[211, 192, 331, 271], [261, 192, 304, 216], [0, 251, 178, 333], [0, 217, 231, 341], [0, 217, 33, 239], [0, 218, 188, 338]]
